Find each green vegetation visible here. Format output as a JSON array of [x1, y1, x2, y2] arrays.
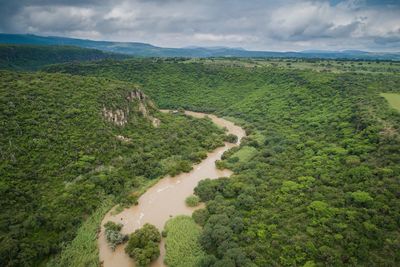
[[187, 57, 400, 74], [164, 216, 205, 267], [0, 44, 128, 70], [381, 93, 400, 111], [216, 145, 258, 169], [224, 133, 238, 143], [104, 221, 128, 251], [0, 70, 226, 266], [185, 195, 200, 207], [2, 52, 400, 267], [47, 198, 113, 267], [230, 146, 257, 162], [125, 223, 161, 267], [192, 209, 210, 227], [48, 57, 400, 266]]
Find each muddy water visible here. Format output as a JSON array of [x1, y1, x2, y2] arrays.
[[98, 111, 246, 267]]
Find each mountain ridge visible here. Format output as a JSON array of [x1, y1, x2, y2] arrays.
[[1, 33, 399, 60]]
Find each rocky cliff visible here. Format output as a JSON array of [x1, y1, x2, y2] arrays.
[[102, 89, 160, 127]]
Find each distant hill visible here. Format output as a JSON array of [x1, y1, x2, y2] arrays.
[[0, 44, 129, 70], [0, 33, 399, 60]]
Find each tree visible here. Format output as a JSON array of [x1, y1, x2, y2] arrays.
[[350, 191, 373, 204], [192, 208, 210, 226], [125, 223, 161, 267], [224, 134, 238, 143], [104, 221, 128, 250]]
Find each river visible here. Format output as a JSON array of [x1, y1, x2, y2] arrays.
[[98, 110, 246, 267]]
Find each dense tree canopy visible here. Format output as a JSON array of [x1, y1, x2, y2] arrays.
[[0, 44, 128, 70], [125, 223, 161, 267]]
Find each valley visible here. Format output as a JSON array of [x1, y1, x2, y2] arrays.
[[0, 46, 399, 267]]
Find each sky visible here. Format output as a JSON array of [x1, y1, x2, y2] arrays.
[[0, 0, 399, 52]]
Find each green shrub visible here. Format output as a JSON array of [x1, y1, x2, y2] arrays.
[[163, 157, 194, 176], [188, 151, 208, 163], [215, 160, 227, 170], [224, 134, 238, 143], [345, 155, 361, 166], [104, 221, 128, 251], [351, 191, 373, 204], [192, 209, 209, 227], [185, 195, 200, 207], [119, 194, 139, 207]]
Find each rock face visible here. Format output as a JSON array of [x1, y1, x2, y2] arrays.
[[115, 135, 132, 143], [102, 107, 129, 126], [102, 89, 160, 127], [151, 117, 160, 127]]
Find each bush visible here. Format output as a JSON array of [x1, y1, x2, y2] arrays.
[[164, 158, 193, 176], [192, 209, 210, 227], [104, 221, 128, 251], [351, 191, 373, 204], [189, 151, 208, 163], [119, 193, 139, 207], [185, 195, 200, 207], [345, 155, 361, 166], [224, 134, 238, 143], [125, 223, 161, 267], [215, 160, 227, 170]]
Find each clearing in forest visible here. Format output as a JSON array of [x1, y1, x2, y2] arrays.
[[381, 93, 400, 111]]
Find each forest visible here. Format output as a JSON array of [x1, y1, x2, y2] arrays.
[[0, 47, 399, 266], [0, 44, 128, 70]]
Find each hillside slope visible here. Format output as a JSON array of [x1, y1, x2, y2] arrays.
[[0, 71, 226, 266]]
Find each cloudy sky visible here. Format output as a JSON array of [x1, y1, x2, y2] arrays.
[[0, 0, 399, 51]]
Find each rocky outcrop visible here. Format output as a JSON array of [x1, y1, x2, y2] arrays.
[[102, 107, 129, 126], [151, 117, 160, 127], [102, 89, 160, 127], [115, 135, 132, 143]]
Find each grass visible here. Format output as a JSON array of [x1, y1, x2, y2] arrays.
[[381, 93, 400, 112], [47, 198, 113, 267], [164, 216, 205, 267], [231, 146, 258, 162]]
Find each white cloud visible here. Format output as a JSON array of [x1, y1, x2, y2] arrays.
[[1, 0, 399, 51], [193, 33, 258, 43], [14, 5, 97, 32]]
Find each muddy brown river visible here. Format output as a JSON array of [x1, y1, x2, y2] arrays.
[[98, 111, 246, 267]]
